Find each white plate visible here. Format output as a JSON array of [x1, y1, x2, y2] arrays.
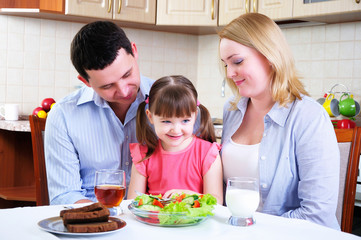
[[38, 216, 126, 236]]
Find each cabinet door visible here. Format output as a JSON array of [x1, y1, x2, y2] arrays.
[[157, 0, 218, 26], [218, 0, 248, 26], [66, 0, 112, 19], [0, 0, 63, 13], [293, 0, 361, 18], [257, 0, 293, 20], [113, 0, 156, 24]]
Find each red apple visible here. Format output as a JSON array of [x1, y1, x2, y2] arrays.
[[337, 119, 356, 129], [41, 98, 56, 112], [32, 107, 44, 116]]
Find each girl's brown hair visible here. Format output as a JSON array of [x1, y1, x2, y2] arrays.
[[136, 75, 216, 160]]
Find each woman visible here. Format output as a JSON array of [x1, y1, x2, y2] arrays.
[[219, 13, 340, 230]]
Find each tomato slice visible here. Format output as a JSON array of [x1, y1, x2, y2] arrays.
[[153, 199, 164, 208], [193, 200, 200, 208]]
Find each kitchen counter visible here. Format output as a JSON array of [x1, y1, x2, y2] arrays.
[[0, 117, 30, 132], [0, 119, 223, 137]]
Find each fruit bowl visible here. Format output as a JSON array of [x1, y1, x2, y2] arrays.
[[128, 201, 210, 227]]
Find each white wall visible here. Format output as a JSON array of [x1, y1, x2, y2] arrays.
[[0, 15, 360, 120]]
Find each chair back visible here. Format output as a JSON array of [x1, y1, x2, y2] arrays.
[[335, 127, 361, 233], [29, 115, 49, 206]]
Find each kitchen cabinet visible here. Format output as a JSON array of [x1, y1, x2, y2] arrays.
[[0, 121, 36, 208], [156, 0, 218, 26], [66, 0, 156, 24], [0, 0, 63, 13], [218, 0, 293, 26], [293, 0, 361, 22]]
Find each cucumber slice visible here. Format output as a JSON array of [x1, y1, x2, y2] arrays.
[[138, 204, 162, 211]]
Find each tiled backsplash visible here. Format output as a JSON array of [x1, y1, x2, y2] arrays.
[[0, 15, 360, 119], [0, 15, 198, 116]]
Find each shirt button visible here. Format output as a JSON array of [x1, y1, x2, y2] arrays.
[[125, 162, 129, 166], [261, 183, 268, 189], [126, 136, 129, 139], [263, 133, 267, 137], [260, 156, 266, 160]]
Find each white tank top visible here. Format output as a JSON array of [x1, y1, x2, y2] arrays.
[[222, 138, 260, 182]]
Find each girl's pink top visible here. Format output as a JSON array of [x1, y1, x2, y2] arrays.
[[129, 137, 221, 195]]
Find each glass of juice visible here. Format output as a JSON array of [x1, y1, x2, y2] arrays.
[[95, 169, 126, 215], [226, 177, 260, 226]]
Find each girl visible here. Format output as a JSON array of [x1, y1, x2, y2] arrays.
[[127, 75, 223, 204]]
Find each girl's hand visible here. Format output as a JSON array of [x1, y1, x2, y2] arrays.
[[163, 189, 199, 199]]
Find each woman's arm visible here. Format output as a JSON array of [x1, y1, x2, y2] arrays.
[[282, 107, 340, 229], [127, 165, 147, 199]]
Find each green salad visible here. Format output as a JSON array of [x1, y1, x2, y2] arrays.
[[133, 193, 217, 225]]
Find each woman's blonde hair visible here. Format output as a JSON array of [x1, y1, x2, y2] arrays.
[[218, 13, 308, 108]]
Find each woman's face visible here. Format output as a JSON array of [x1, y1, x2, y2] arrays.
[[220, 38, 273, 99]]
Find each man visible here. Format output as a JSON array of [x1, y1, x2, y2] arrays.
[[44, 21, 154, 205]]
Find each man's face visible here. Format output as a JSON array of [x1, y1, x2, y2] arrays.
[[82, 43, 141, 108]]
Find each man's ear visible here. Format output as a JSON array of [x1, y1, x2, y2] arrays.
[[77, 75, 91, 87], [131, 42, 138, 60], [145, 109, 154, 124]]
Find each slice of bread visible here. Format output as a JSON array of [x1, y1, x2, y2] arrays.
[[66, 221, 118, 233], [62, 207, 110, 225], [60, 202, 104, 217]]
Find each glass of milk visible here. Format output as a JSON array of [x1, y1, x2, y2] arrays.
[[226, 177, 260, 226]]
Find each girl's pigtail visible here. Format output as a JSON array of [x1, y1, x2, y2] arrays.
[[136, 102, 158, 161], [196, 104, 216, 143]]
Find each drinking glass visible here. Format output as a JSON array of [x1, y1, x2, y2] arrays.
[[95, 169, 126, 216], [226, 177, 260, 226]]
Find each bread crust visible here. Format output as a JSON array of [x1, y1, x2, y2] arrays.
[[60, 202, 104, 217], [66, 221, 118, 233], [62, 208, 110, 225]]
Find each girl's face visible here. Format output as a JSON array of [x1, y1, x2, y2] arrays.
[[146, 110, 197, 152], [219, 38, 273, 100]]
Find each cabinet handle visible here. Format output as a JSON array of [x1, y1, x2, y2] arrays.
[[108, 0, 112, 13], [246, 0, 249, 13], [211, 0, 215, 20], [357, 0, 360, 4], [118, 0, 122, 13], [253, 0, 257, 12]]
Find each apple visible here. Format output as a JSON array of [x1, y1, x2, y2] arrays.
[[41, 98, 56, 112], [337, 119, 356, 129], [32, 107, 44, 116], [37, 110, 47, 119]]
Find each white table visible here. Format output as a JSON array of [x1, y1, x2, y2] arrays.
[[0, 200, 360, 240]]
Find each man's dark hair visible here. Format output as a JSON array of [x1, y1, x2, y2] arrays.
[[70, 21, 133, 82]]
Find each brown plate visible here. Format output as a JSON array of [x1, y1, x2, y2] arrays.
[[38, 216, 126, 236]]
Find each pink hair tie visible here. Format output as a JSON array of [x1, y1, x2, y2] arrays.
[[197, 100, 200, 106], [145, 95, 149, 104]]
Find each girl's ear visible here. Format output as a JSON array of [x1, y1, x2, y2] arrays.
[[146, 109, 154, 124]]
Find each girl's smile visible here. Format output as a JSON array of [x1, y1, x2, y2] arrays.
[[146, 110, 197, 152]]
